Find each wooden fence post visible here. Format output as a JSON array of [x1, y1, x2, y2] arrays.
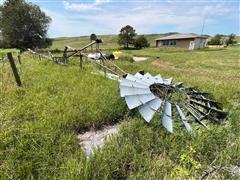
[[80, 54, 83, 69], [17, 55, 22, 64], [7, 52, 22, 86]]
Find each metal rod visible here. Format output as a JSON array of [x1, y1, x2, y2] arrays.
[[98, 51, 127, 74], [184, 104, 208, 128]]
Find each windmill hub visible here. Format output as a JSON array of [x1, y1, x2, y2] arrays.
[[149, 83, 174, 100]]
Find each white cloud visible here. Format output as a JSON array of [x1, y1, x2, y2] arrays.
[[131, 4, 152, 11], [44, 1, 238, 37], [63, 0, 110, 11], [0, 0, 5, 5], [69, 5, 204, 33]]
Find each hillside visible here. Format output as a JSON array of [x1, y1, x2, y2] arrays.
[[51, 34, 240, 51], [51, 33, 178, 50]]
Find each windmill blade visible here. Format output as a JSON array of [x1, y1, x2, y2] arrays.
[[125, 95, 142, 109], [125, 74, 151, 86], [190, 96, 220, 106], [138, 103, 156, 123], [185, 104, 208, 128], [120, 78, 148, 89], [134, 72, 144, 78], [141, 73, 156, 84], [154, 74, 164, 83], [163, 77, 173, 85], [138, 93, 156, 104], [120, 86, 151, 97], [173, 82, 183, 88], [146, 98, 162, 111], [144, 72, 153, 78], [162, 101, 173, 133], [175, 105, 192, 132], [125, 93, 156, 109]]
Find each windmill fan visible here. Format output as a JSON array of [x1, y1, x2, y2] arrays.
[[119, 71, 228, 133]]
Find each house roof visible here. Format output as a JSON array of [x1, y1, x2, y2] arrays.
[[156, 33, 208, 41]]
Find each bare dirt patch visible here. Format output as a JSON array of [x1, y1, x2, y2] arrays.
[[133, 56, 148, 62], [77, 123, 120, 158]]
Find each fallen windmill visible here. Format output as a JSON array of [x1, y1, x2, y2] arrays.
[[28, 38, 228, 133], [120, 71, 228, 133]]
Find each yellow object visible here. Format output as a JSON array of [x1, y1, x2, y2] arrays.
[[112, 51, 122, 59]]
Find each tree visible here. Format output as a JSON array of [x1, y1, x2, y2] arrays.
[[225, 33, 237, 46], [134, 35, 150, 49], [0, 0, 52, 50], [207, 34, 223, 45], [118, 25, 136, 49]]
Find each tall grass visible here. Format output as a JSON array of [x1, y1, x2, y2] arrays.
[[0, 49, 19, 58], [0, 56, 126, 178]]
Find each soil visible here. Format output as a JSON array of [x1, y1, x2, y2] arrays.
[[77, 123, 120, 158]]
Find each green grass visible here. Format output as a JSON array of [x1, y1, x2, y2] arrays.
[[0, 57, 126, 178], [0, 41, 239, 179], [0, 49, 19, 58]]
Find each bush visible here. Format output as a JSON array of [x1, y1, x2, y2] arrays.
[[207, 34, 223, 45], [134, 35, 150, 49]]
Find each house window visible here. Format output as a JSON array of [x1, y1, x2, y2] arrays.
[[162, 40, 176, 46], [163, 40, 169, 45], [169, 40, 176, 45]]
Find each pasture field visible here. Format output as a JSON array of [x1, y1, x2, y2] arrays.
[[0, 38, 239, 179]]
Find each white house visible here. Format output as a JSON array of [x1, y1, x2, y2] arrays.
[[156, 33, 208, 50]]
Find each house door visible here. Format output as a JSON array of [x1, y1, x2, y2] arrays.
[[189, 41, 195, 50]]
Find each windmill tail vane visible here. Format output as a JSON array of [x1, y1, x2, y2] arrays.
[[119, 71, 228, 133]]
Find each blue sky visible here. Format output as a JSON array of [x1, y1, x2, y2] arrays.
[[2, 0, 239, 37]]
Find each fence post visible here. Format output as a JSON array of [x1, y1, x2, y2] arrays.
[[80, 54, 83, 69], [17, 55, 22, 64], [7, 52, 22, 86]]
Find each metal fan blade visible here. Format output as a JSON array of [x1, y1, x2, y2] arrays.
[[144, 72, 153, 78], [162, 101, 173, 133], [134, 72, 144, 78], [163, 77, 173, 85], [174, 82, 183, 88], [138, 103, 156, 123], [125, 74, 151, 86], [125, 93, 156, 109], [146, 98, 162, 111], [120, 86, 151, 97], [120, 78, 148, 89], [142, 73, 155, 84], [175, 105, 192, 132], [185, 105, 208, 128], [154, 74, 163, 83]]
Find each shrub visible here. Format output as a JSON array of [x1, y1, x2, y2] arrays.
[[134, 35, 150, 49]]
